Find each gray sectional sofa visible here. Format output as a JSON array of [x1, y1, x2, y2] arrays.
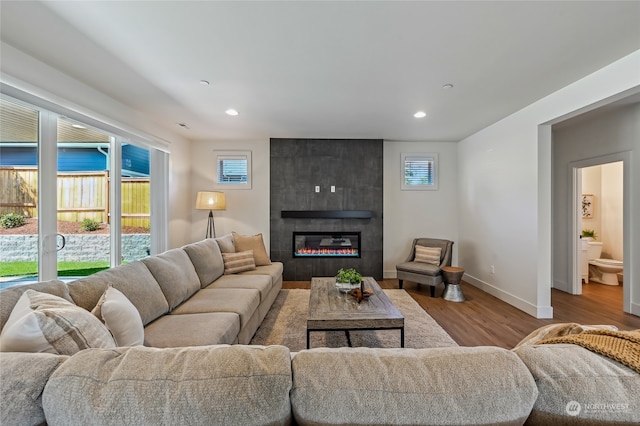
[[1, 236, 639, 425]]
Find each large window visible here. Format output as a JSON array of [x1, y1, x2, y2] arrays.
[[0, 94, 165, 287], [401, 153, 438, 191]]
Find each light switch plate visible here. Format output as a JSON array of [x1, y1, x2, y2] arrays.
[[315, 186, 320, 193]]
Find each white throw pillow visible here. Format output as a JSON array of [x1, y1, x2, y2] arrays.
[[0, 289, 115, 355], [414, 245, 442, 265], [92, 285, 145, 346]]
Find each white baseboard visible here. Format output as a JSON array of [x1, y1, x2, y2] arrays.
[[464, 273, 553, 319], [630, 301, 640, 316], [383, 270, 397, 279]]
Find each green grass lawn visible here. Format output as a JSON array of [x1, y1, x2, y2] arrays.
[[0, 261, 110, 277]]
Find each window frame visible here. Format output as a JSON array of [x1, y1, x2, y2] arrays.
[[401, 152, 439, 191], [213, 150, 252, 189]]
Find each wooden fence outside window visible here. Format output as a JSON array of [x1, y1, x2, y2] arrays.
[[0, 167, 150, 228]]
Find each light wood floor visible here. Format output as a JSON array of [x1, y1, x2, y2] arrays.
[[283, 279, 640, 349]]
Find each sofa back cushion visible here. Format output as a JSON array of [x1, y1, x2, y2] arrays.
[[291, 346, 538, 426], [1, 352, 68, 426], [0, 279, 72, 332], [182, 239, 225, 287], [68, 261, 169, 326], [142, 248, 201, 311], [514, 344, 640, 425], [43, 345, 292, 425]]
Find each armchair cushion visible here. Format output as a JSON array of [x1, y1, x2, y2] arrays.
[[396, 261, 441, 276], [414, 245, 441, 265]]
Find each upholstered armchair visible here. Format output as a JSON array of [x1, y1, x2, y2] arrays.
[[396, 238, 453, 297]]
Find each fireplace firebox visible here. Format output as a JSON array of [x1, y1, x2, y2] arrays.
[[293, 232, 361, 258]]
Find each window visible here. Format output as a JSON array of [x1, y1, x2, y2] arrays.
[[401, 153, 438, 191], [214, 150, 252, 189]]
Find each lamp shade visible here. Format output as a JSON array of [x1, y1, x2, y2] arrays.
[[195, 191, 226, 210]]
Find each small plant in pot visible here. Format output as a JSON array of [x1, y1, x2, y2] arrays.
[[581, 229, 597, 240], [335, 267, 362, 293]]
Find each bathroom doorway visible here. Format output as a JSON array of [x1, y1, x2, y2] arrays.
[[571, 155, 627, 306]]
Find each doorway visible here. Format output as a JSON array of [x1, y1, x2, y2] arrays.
[[570, 154, 629, 311]]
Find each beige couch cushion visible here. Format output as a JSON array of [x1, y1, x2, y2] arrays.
[[0, 290, 115, 355], [232, 231, 271, 266], [0, 279, 72, 331], [170, 288, 260, 329], [222, 250, 256, 274], [42, 345, 292, 426], [209, 274, 272, 302], [238, 262, 284, 286], [144, 312, 240, 347], [182, 238, 225, 287], [142, 248, 202, 311], [68, 261, 169, 326], [291, 346, 537, 426], [514, 344, 640, 425], [1, 352, 68, 426]]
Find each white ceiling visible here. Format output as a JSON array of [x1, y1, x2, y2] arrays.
[[1, 1, 639, 142]]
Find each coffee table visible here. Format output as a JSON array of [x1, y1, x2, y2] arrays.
[[307, 276, 405, 349]]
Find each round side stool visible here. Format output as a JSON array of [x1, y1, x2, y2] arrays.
[[441, 266, 466, 302]]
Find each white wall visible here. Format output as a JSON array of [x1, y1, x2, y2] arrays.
[[602, 162, 624, 261], [383, 141, 459, 277], [190, 140, 271, 246], [458, 49, 640, 318], [581, 163, 624, 261]]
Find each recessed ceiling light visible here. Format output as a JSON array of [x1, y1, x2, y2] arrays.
[[71, 124, 86, 129], [225, 109, 239, 116], [177, 122, 190, 129], [442, 83, 454, 89], [200, 80, 210, 85], [413, 111, 426, 118]]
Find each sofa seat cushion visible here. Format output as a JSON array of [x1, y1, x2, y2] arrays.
[[514, 344, 640, 425], [42, 345, 293, 426], [1, 279, 72, 331], [238, 262, 284, 286], [68, 261, 169, 326], [142, 248, 201, 311], [144, 312, 240, 347], [170, 288, 260, 329], [396, 260, 440, 276], [207, 274, 272, 302], [1, 352, 68, 426], [291, 346, 537, 426], [182, 238, 225, 288]]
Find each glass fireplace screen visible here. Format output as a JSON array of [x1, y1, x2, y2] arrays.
[[293, 232, 361, 258]]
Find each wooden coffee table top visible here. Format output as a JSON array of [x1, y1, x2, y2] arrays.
[[308, 277, 404, 331]]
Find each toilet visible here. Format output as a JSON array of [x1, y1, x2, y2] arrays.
[[586, 241, 623, 285]]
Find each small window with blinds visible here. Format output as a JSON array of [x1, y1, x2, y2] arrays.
[[214, 150, 252, 189], [401, 153, 438, 191]]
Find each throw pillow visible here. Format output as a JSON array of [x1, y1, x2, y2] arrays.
[[92, 285, 145, 347], [0, 289, 115, 355], [222, 250, 256, 274], [215, 233, 235, 253], [414, 245, 442, 265], [232, 232, 271, 266]]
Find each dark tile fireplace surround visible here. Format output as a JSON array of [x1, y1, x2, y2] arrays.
[[270, 139, 383, 281]]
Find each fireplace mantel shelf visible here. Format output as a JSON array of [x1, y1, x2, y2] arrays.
[[281, 210, 373, 219]]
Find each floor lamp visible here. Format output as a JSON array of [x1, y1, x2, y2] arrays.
[[195, 191, 226, 238]]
